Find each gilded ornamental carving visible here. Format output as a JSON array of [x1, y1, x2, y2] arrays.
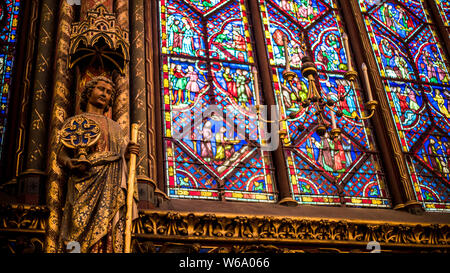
[[0, 206, 449, 253], [69, 5, 129, 74], [133, 211, 449, 249]]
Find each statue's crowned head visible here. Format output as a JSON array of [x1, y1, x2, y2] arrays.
[[80, 76, 116, 113]]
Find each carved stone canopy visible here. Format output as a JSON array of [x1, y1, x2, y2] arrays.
[[69, 5, 129, 75]]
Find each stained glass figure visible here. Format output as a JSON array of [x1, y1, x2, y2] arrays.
[[0, 0, 20, 161], [207, 1, 254, 63], [161, 0, 206, 57], [361, 0, 450, 211], [184, 0, 231, 15], [271, 0, 328, 27], [260, 0, 390, 207], [309, 13, 348, 72], [160, 0, 276, 202]]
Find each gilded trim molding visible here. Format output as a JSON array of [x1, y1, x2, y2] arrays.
[[0, 205, 47, 233], [0, 206, 449, 253], [133, 211, 450, 250]]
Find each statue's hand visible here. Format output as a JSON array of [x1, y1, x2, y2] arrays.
[[67, 158, 91, 174], [125, 142, 140, 159]]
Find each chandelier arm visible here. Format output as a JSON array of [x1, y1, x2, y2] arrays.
[[307, 77, 315, 99], [358, 100, 378, 120], [342, 112, 360, 120], [310, 76, 320, 98], [341, 70, 359, 99], [358, 109, 376, 120], [258, 107, 307, 123]]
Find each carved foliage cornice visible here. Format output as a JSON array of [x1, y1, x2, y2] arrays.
[[135, 211, 450, 248], [0, 206, 448, 252], [0, 205, 48, 232]]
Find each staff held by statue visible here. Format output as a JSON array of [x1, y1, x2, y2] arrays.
[[125, 123, 139, 253]]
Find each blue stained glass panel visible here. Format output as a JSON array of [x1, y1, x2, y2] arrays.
[[0, 0, 21, 161], [410, 27, 450, 85]]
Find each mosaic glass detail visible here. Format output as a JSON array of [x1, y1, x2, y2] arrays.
[[361, 0, 450, 211], [260, 0, 390, 207], [0, 0, 20, 161], [433, 0, 450, 27], [160, 0, 276, 202]]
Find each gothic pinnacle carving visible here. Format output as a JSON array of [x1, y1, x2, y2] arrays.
[[69, 5, 130, 74]]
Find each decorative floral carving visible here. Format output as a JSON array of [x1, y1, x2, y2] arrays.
[[0, 205, 48, 231], [135, 211, 450, 251], [1, 206, 448, 253], [0, 205, 47, 254]]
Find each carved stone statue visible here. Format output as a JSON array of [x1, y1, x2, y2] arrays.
[[57, 76, 139, 253]]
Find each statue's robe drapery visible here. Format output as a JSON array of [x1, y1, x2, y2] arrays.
[[58, 112, 138, 253]]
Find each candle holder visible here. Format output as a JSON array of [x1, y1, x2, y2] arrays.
[[344, 70, 358, 82], [252, 33, 378, 147], [282, 70, 297, 82], [273, 33, 379, 144], [330, 128, 342, 139]]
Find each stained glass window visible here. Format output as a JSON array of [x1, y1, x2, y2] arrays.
[[259, 0, 390, 207], [0, 0, 20, 161], [434, 0, 450, 28], [360, 0, 450, 211], [159, 0, 277, 202]]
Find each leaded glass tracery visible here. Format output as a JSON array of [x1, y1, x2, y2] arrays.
[[160, 0, 277, 202], [0, 0, 20, 161], [360, 0, 450, 211], [434, 0, 450, 27], [259, 0, 390, 207]]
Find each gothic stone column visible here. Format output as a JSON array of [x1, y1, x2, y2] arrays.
[[130, 0, 156, 209], [18, 0, 59, 205], [45, 0, 75, 253], [248, 0, 297, 206]]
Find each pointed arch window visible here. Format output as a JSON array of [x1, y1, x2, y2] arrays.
[[156, 0, 449, 212], [159, 0, 277, 202], [257, 0, 390, 207], [360, 0, 450, 211]]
